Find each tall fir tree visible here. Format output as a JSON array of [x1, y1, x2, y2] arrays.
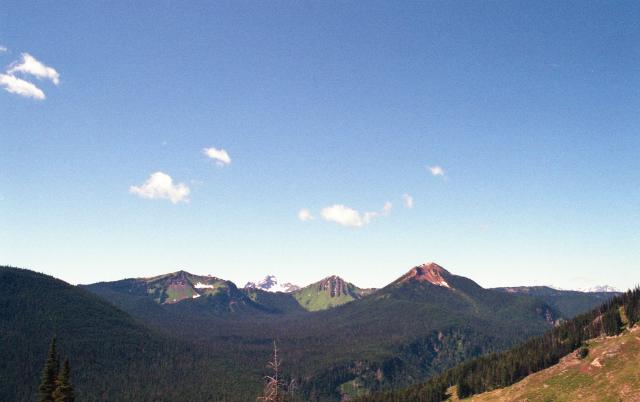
[[38, 338, 59, 402], [52, 358, 75, 402]]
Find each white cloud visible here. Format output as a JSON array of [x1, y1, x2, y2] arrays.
[[382, 201, 393, 215], [297, 208, 314, 222], [203, 147, 231, 166], [129, 172, 190, 204], [7, 53, 60, 85], [321, 205, 367, 227], [0, 73, 45, 100], [0, 46, 7, 53], [428, 165, 445, 177], [320, 202, 392, 228], [402, 193, 413, 209]]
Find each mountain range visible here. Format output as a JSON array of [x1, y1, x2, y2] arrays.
[[360, 283, 640, 401], [1, 262, 623, 401], [494, 286, 621, 318]]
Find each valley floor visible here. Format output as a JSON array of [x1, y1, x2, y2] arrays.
[[449, 325, 640, 402]]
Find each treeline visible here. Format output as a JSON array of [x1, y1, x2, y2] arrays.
[[359, 286, 640, 401]]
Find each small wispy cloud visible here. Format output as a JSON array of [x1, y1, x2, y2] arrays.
[[428, 165, 445, 177], [382, 201, 393, 215], [320, 201, 392, 228], [8, 53, 60, 85], [402, 193, 413, 209], [203, 147, 231, 166], [0, 51, 59, 100], [0, 73, 45, 100], [297, 208, 315, 222], [129, 172, 190, 204]]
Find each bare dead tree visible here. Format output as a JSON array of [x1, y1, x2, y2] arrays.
[[257, 341, 282, 402]]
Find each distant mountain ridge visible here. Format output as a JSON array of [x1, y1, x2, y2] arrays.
[[84, 264, 620, 318], [89, 270, 243, 304], [579, 284, 619, 293], [7, 262, 623, 401], [494, 285, 621, 318]]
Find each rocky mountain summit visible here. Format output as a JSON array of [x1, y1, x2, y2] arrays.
[[244, 275, 300, 293], [394, 262, 452, 288]]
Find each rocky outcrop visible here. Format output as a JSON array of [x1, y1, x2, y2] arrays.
[[396, 262, 452, 288]]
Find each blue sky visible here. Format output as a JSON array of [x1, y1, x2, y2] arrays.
[[1, 1, 638, 290]]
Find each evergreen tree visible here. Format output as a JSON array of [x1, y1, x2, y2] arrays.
[[39, 338, 59, 402], [624, 298, 639, 326], [602, 308, 623, 336], [52, 358, 75, 402]]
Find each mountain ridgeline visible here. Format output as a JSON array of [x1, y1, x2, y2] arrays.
[[359, 286, 640, 401], [494, 286, 621, 318], [1, 263, 622, 401], [86, 270, 370, 314]]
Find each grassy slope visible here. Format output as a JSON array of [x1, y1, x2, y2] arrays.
[[452, 325, 640, 402], [290, 277, 370, 312], [292, 287, 357, 311]]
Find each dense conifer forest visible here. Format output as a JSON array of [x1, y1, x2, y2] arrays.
[[358, 286, 640, 401], [0, 265, 625, 401]]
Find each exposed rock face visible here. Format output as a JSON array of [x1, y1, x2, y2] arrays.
[[316, 275, 350, 297], [397, 262, 452, 288], [244, 275, 300, 293]]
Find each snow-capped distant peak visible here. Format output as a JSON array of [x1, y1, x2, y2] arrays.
[[578, 285, 620, 293], [244, 275, 300, 293]]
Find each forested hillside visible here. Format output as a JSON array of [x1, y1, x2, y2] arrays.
[[457, 324, 640, 401], [3, 263, 608, 401], [359, 286, 640, 401], [83, 263, 562, 400], [0, 266, 262, 401]]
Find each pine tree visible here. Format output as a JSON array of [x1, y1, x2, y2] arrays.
[[52, 358, 75, 402], [603, 308, 623, 336], [624, 297, 639, 326], [39, 338, 59, 402]]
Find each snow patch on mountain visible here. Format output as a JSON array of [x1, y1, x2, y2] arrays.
[[244, 275, 300, 293], [194, 282, 215, 289]]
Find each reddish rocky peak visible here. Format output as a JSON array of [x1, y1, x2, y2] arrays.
[[398, 262, 452, 288]]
